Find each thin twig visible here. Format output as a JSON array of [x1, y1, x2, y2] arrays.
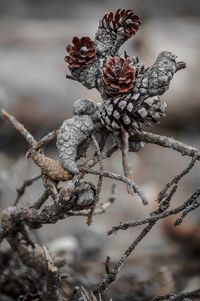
[[14, 175, 42, 205], [174, 199, 200, 226], [105, 256, 111, 275], [27, 130, 58, 158], [108, 188, 200, 235], [121, 130, 134, 195], [80, 167, 148, 205], [152, 185, 177, 216], [158, 156, 198, 203], [94, 222, 155, 295], [87, 134, 104, 225], [2, 109, 37, 147]]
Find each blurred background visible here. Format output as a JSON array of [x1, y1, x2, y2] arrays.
[[0, 0, 200, 299]]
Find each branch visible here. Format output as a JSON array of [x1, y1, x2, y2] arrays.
[[80, 167, 148, 205], [134, 131, 200, 158], [108, 188, 200, 235], [43, 246, 62, 301], [94, 222, 155, 295], [158, 155, 197, 203], [2, 109, 37, 147]]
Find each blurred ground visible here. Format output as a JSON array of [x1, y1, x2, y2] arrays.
[[0, 0, 200, 300]]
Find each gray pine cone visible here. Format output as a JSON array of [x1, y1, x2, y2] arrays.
[[133, 51, 177, 96], [70, 59, 101, 90], [56, 115, 94, 174], [98, 93, 166, 131]]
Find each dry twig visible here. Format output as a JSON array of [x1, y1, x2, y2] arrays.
[[121, 130, 134, 195]]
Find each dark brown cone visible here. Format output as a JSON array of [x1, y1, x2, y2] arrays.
[[101, 9, 141, 38], [18, 293, 43, 301], [102, 56, 135, 96], [98, 93, 166, 132], [65, 36, 96, 68]]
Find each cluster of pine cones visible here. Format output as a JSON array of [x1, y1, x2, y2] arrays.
[[64, 9, 181, 132]]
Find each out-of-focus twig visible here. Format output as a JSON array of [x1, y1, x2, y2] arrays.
[[43, 246, 62, 301], [151, 287, 200, 301], [2, 109, 37, 147], [14, 175, 42, 205]]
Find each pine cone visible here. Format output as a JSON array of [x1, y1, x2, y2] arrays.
[[98, 93, 166, 132], [102, 9, 141, 38], [65, 36, 96, 68], [18, 293, 43, 301], [95, 9, 141, 56], [133, 51, 177, 97], [102, 56, 135, 96]]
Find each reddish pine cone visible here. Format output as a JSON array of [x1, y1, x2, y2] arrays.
[[102, 56, 135, 95], [65, 37, 96, 68], [101, 9, 141, 38]]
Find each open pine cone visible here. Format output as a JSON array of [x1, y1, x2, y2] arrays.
[[65, 36, 96, 68], [101, 9, 141, 38], [95, 9, 141, 56], [102, 56, 135, 96]]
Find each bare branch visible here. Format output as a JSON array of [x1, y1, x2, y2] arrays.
[[43, 246, 62, 301], [134, 131, 200, 158], [108, 188, 200, 235], [94, 222, 155, 295], [2, 109, 37, 147], [158, 155, 198, 203], [174, 199, 200, 226], [80, 167, 149, 205]]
